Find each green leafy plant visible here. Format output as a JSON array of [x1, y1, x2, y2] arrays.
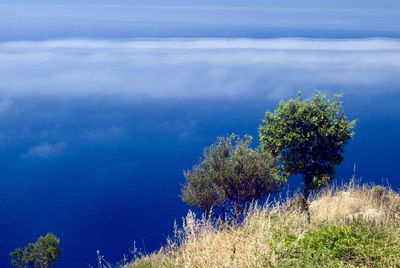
[[182, 134, 281, 217], [277, 220, 400, 267], [10, 233, 61, 268], [259, 92, 355, 220]]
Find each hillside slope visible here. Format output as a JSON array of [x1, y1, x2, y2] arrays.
[[127, 184, 400, 268]]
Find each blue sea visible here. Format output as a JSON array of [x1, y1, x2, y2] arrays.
[[1, 2, 400, 267], [0, 94, 399, 267]]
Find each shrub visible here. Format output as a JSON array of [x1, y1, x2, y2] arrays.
[[278, 220, 400, 267], [10, 233, 61, 268]]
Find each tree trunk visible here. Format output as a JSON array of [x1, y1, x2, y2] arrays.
[[302, 175, 312, 223]]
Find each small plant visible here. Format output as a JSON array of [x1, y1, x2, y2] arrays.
[[10, 233, 61, 268], [278, 220, 400, 267]]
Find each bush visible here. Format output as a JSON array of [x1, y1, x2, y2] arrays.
[[10, 233, 61, 268], [277, 220, 400, 267]]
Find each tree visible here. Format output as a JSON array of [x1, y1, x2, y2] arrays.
[[259, 92, 356, 221], [10, 233, 61, 268], [181, 164, 225, 214], [181, 134, 281, 217]]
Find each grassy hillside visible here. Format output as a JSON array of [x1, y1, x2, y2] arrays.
[[126, 183, 400, 268]]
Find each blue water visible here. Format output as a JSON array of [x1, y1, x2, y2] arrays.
[[0, 95, 399, 267]]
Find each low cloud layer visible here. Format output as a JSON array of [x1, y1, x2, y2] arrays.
[[0, 38, 399, 100]]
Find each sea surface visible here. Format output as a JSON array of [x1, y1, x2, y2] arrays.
[[0, 92, 399, 267]]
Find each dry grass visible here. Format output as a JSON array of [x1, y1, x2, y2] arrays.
[[310, 184, 400, 222], [125, 183, 400, 268]]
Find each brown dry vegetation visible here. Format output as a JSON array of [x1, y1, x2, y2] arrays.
[[125, 183, 400, 268]]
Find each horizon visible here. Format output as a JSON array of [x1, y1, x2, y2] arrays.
[[1, 1, 400, 41]]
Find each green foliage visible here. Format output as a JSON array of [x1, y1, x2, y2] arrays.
[[181, 134, 281, 213], [181, 161, 225, 213], [10, 233, 61, 268], [277, 221, 400, 267], [259, 91, 356, 200]]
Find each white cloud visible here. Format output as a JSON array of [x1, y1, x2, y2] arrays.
[[22, 142, 66, 159], [0, 38, 399, 100]]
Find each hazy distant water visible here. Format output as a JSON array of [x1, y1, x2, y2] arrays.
[[0, 37, 399, 267], [0, 94, 399, 267]]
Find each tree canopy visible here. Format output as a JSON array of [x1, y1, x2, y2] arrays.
[[181, 134, 281, 216], [259, 92, 355, 219], [10, 233, 61, 268]]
